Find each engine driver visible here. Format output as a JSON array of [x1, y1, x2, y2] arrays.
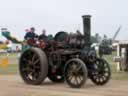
[[24, 27, 38, 46], [24, 27, 38, 40]]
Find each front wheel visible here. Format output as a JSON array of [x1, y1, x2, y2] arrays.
[[89, 58, 111, 85], [64, 59, 87, 88]]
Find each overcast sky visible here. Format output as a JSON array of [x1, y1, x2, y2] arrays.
[[0, 0, 128, 40]]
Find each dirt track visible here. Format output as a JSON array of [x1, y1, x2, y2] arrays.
[[0, 75, 128, 96]]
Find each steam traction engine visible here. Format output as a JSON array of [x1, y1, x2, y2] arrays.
[[19, 15, 111, 88]]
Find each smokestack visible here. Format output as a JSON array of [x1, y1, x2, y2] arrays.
[[82, 15, 91, 47]]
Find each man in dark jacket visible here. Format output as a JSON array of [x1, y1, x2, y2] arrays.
[[39, 29, 47, 41], [24, 27, 38, 46], [24, 27, 37, 40]]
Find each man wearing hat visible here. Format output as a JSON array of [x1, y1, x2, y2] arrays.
[[24, 27, 38, 46], [24, 27, 38, 40]]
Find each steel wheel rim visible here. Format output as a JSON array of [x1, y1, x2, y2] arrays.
[[20, 50, 41, 81], [65, 61, 85, 86], [92, 59, 110, 83]]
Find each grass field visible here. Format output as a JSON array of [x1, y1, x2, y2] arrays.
[[0, 64, 18, 75], [104, 52, 128, 80], [0, 52, 19, 57], [0, 52, 128, 80]]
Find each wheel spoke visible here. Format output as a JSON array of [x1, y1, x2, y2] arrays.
[[33, 59, 40, 65], [72, 62, 77, 71], [72, 77, 76, 84], [34, 65, 40, 69], [96, 78, 100, 82], [68, 75, 74, 81], [22, 67, 29, 72], [76, 64, 82, 71], [78, 75, 83, 81], [22, 67, 34, 72], [67, 71, 73, 77], [100, 78, 103, 82], [75, 76, 79, 85], [23, 58, 28, 62], [32, 54, 36, 62]]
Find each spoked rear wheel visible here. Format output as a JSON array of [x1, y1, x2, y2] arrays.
[[90, 58, 111, 85], [64, 59, 87, 88], [19, 47, 48, 85]]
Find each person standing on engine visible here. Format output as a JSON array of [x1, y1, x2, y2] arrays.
[[24, 27, 37, 40], [39, 29, 47, 42], [24, 27, 38, 46]]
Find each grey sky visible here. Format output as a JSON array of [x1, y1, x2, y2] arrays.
[[0, 0, 128, 40]]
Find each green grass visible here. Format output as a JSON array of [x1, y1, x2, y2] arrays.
[[104, 52, 128, 80], [0, 53, 18, 57], [0, 53, 18, 75], [112, 71, 128, 80], [0, 64, 18, 75]]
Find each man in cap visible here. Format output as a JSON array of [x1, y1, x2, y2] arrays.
[[24, 27, 38, 46], [24, 27, 37, 40]]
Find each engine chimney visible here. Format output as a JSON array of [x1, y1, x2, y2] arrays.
[[82, 15, 91, 47]]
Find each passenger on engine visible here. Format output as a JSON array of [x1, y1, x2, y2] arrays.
[[24, 27, 38, 46], [39, 29, 47, 41], [24, 27, 38, 40]]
